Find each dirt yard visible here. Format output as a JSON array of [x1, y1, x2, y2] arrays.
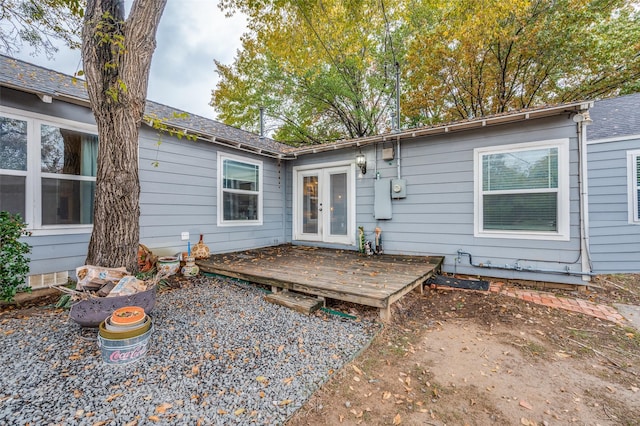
[[288, 275, 640, 425], [3, 275, 639, 425]]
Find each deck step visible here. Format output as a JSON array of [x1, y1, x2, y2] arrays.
[[264, 290, 323, 315]]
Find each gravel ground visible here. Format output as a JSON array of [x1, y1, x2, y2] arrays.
[[0, 277, 378, 425]]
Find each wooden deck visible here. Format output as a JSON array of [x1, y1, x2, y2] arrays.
[[196, 245, 444, 321]]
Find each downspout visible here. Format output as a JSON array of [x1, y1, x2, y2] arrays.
[[575, 110, 593, 281]]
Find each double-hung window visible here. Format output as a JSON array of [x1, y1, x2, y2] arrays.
[[475, 139, 570, 240], [0, 107, 98, 234], [217, 153, 263, 226], [628, 150, 640, 224]]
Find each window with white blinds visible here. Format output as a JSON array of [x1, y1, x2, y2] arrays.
[[475, 139, 570, 240]]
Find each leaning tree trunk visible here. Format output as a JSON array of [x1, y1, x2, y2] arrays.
[[82, 0, 167, 272]]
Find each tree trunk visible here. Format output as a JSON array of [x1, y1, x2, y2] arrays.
[[82, 0, 166, 272]]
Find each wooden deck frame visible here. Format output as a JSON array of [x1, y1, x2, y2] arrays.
[[196, 245, 443, 321]]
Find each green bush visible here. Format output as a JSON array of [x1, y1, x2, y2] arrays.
[[0, 211, 32, 302]]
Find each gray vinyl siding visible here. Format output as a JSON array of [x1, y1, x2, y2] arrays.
[[138, 127, 286, 257], [288, 115, 586, 284], [2, 89, 286, 278], [587, 136, 640, 273]]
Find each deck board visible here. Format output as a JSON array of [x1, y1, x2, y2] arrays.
[[196, 245, 443, 321]]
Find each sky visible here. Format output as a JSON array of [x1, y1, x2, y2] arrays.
[[11, 0, 247, 119]]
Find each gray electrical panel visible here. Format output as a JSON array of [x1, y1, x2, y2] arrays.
[[374, 178, 392, 219]]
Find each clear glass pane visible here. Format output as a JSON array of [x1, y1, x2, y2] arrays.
[[223, 192, 258, 221], [0, 175, 26, 217], [483, 148, 558, 191], [483, 192, 557, 231], [41, 125, 98, 176], [41, 178, 95, 225], [0, 116, 27, 171], [329, 173, 347, 235], [302, 176, 318, 234], [223, 159, 259, 191]]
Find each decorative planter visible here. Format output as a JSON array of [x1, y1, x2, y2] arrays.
[[157, 256, 180, 276], [181, 256, 199, 277], [191, 234, 210, 259]]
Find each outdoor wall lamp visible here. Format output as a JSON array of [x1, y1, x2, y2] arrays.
[[356, 152, 367, 175]]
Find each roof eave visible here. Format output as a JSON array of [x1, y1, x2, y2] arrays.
[[290, 101, 594, 157]]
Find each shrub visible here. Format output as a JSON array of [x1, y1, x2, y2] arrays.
[[0, 211, 32, 302]]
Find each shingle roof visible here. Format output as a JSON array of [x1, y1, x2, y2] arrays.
[[588, 92, 640, 140], [0, 54, 291, 157]]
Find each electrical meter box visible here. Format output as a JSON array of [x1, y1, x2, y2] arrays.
[[391, 179, 407, 199]]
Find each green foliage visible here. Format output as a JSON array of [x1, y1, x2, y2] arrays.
[[0, 211, 32, 302], [145, 112, 198, 167], [213, 0, 406, 144], [215, 0, 640, 141]]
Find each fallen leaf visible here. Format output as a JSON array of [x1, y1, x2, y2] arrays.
[[393, 413, 402, 424], [155, 403, 172, 414], [124, 420, 138, 426], [234, 408, 245, 416], [106, 393, 123, 402], [339, 414, 344, 422], [73, 389, 82, 398], [217, 409, 227, 415], [148, 416, 160, 422], [352, 365, 363, 375], [93, 421, 109, 426], [519, 400, 533, 410], [256, 376, 268, 383], [382, 391, 391, 400], [279, 399, 292, 406], [278, 345, 285, 352], [191, 365, 200, 375]]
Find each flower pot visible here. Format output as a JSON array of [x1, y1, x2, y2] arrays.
[[157, 256, 180, 276]]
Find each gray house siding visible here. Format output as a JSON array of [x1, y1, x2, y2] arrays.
[[587, 136, 640, 273], [138, 128, 286, 256], [288, 115, 586, 284], [1, 88, 286, 282]]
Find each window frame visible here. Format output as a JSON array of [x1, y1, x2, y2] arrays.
[[628, 149, 640, 225], [474, 139, 570, 241], [0, 106, 98, 235], [217, 152, 263, 227]]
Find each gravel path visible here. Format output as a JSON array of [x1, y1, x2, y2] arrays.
[[0, 277, 378, 425]]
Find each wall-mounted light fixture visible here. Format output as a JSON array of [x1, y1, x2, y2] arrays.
[[356, 152, 367, 175]]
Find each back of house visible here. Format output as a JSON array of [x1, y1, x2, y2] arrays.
[[587, 93, 640, 274]]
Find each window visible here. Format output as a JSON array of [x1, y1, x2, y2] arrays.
[[0, 107, 98, 234], [217, 153, 263, 226], [475, 139, 570, 240], [628, 150, 640, 224]]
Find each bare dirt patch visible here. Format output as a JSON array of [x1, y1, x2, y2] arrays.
[[288, 275, 640, 425]]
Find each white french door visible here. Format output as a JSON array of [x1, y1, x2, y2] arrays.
[[293, 163, 355, 245]]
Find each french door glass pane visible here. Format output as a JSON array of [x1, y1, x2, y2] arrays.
[[329, 173, 347, 235], [483, 192, 557, 231], [0, 175, 26, 217], [303, 176, 318, 233], [41, 178, 95, 225], [0, 116, 27, 171]]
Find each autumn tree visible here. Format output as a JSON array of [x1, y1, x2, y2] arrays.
[[214, 0, 406, 144], [0, 0, 84, 57], [403, 0, 640, 125], [82, 0, 166, 271]]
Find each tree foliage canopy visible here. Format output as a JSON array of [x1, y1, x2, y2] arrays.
[[0, 0, 84, 57], [214, 0, 406, 144], [213, 0, 640, 143]]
